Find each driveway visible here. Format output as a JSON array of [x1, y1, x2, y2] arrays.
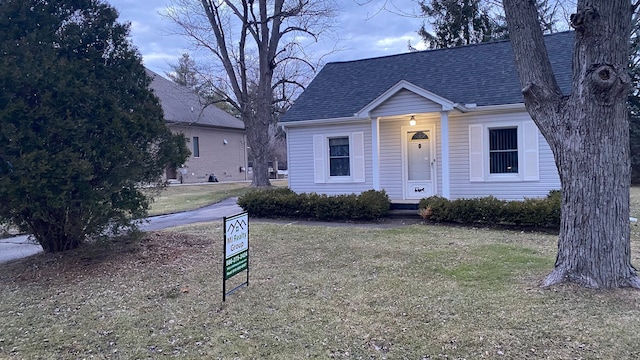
[[0, 197, 244, 264]]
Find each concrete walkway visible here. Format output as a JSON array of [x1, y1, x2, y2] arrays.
[[0, 197, 244, 265]]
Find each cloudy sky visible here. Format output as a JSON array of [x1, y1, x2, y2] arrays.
[[106, 0, 428, 76]]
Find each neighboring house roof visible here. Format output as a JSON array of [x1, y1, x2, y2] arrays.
[[281, 31, 574, 123], [146, 69, 244, 130]]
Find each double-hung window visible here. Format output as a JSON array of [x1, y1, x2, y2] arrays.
[[489, 128, 518, 174], [329, 137, 350, 176], [313, 132, 365, 183], [469, 121, 539, 182]]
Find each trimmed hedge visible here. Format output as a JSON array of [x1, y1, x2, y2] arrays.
[[237, 188, 390, 221], [418, 190, 561, 228]]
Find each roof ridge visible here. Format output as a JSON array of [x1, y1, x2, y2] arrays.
[[325, 30, 574, 66]]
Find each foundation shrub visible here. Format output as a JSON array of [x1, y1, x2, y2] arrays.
[[237, 189, 390, 221], [357, 189, 391, 220], [236, 188, 297, 217], [419, 191, 561, 228]]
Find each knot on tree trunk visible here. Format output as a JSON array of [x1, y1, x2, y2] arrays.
[[570, 6, 598, 32], [588, 64, 631, 104], [521, 83, 563, 118]]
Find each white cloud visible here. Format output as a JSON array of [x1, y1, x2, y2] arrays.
[[109, 0, 428, 72]]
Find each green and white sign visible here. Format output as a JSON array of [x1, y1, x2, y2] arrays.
[[223, 212, 249, 301]]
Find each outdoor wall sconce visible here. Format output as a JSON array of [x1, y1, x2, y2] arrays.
[[409, 115, 416, 126], [223, 139, 228, 145]]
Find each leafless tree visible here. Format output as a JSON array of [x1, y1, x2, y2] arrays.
[[165, 0, 337, 187], [503, 0, 640, 288]]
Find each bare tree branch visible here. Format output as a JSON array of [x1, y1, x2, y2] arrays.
[[167, 0, 338, 187]]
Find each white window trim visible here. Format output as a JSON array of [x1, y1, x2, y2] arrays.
[[486, 125, 521, 181], [328, 135, 352, 182], [313, 132, 365, 184], [469, 120, 539, 182]]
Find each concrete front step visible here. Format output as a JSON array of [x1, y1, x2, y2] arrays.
[[387, 209, 421, 219]]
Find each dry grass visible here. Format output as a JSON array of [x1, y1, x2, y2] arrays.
[[0, 187, 639, 359], [147, 180, 287, 216], [2, 218, 640, 359]]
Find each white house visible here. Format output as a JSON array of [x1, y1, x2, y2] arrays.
[[279, 31, 573, 205]]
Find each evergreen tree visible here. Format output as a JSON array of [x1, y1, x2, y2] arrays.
[[418, 0, 507, 48], [418, 0, 560, 49], [0, 0, 189, 252], [166, 53, 239, 116], [166, 53, 200, 90]]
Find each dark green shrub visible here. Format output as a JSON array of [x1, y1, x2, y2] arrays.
[[470, 196, 506, 225], [357, 190, 391, 220], [418, 191, 561, 229], [419, 196, 452, 221], [237, 188, 391, 221], [236, 188, 297, 218], [313, 194, 356, 221]]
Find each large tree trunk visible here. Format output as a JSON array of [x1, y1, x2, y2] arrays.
[[246, 109, 273, 188], [503, 0, 640, 288]]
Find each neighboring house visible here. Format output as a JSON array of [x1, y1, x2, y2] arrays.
[[280, 31, 573, 204], [147, 69, 249, 183]]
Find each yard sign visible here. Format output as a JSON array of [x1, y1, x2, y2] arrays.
[[223, 212, 249, 301]]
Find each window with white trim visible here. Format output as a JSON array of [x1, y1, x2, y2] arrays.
[[469, 121, 539, 182], [329, 137, 350, 176], [313, 132, 365, 183], [489, 127, 518, 174]]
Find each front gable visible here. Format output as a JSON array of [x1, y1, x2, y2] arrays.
[[355, 80, 456, 119]]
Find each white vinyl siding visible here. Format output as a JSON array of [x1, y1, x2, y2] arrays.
[[453, 111, 559, 200], [378, 119, 405, 200], [468, 120, 539, 183], [370, 89, 443, 118], [287, 110, 558, 202], [288, 123, 372, 195], [378, 116, 442, 202]]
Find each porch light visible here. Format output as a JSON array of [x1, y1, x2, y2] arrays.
[[409, 115, 416, 126]]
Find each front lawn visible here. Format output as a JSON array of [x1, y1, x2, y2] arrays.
[[1, 218, 640, 358], [147, 179, 287, 216]]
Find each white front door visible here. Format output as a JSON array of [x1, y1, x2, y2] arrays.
[[404, 128, 436, 199]]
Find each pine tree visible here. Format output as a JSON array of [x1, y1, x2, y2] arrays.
[[418, 0, 560, 49], [166, 53, 239, 116], [167, 53, 201, 90], [418, 0, 507, 48]]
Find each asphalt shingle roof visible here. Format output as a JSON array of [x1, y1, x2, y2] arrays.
[[146, 69, 244, 130], [281, 31, 573, 123]]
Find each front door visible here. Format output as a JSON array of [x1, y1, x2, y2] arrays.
[[404, 128, 436, 199]]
